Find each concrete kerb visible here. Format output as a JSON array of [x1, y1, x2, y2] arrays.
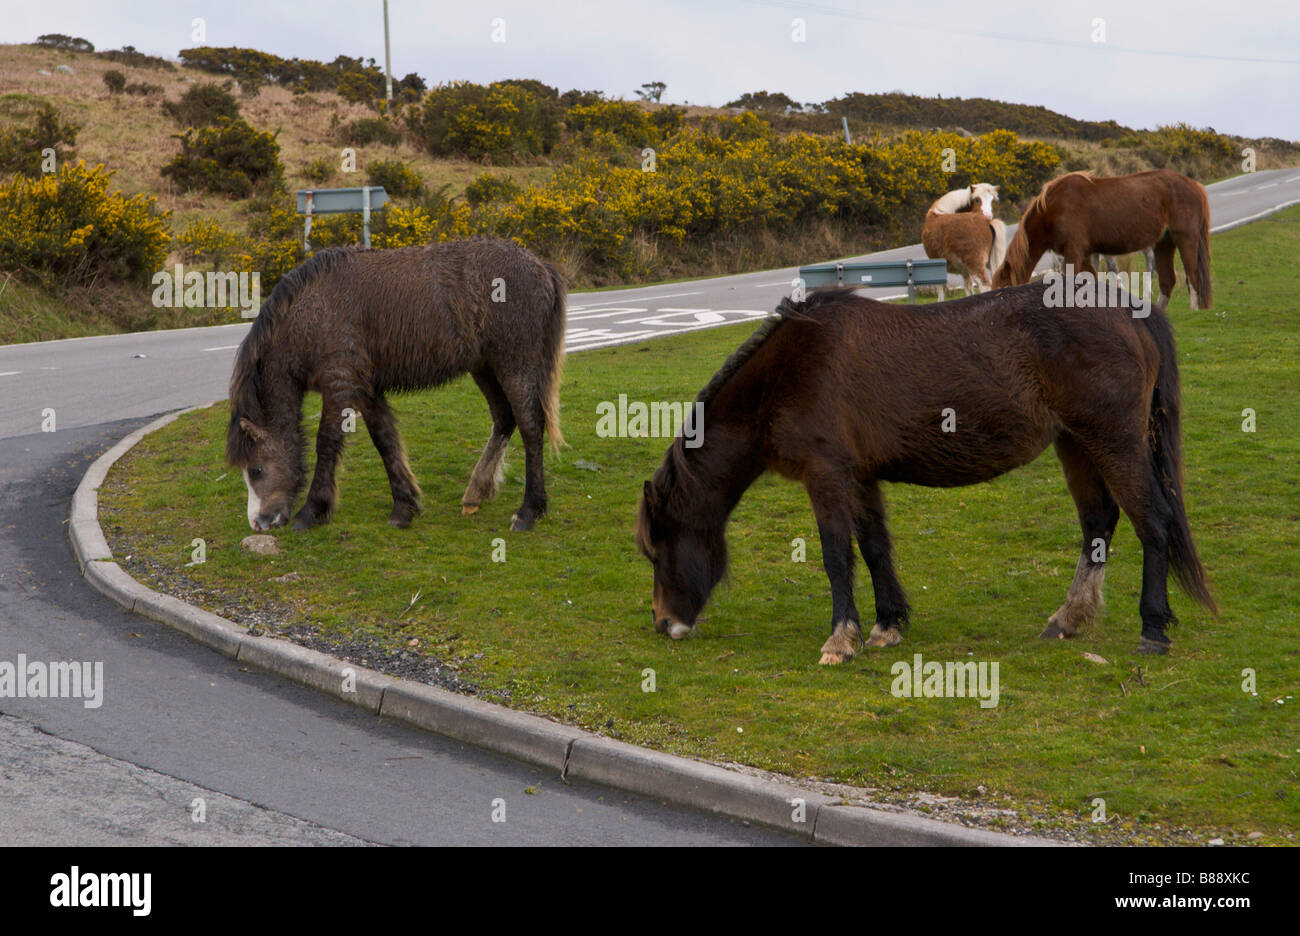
[[68, 405, 1064, 847]]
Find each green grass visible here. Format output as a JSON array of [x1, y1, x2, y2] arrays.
[[100, 208, 1300, 844]]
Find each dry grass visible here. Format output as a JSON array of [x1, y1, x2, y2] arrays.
[[0, 43, 555, 252]]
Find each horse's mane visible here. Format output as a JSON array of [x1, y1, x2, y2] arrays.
[[654, 290, 846, 489], [226, 247, 354, 463], [928, 187, 973, 215], [1035, 170, 1095, 211]]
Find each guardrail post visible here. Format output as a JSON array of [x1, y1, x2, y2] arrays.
[[303, 191, 314, 252], [362, 186, 372, 249], [906, 258, 915, 304]]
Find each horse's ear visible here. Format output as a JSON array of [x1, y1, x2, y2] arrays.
[[239, 417, 268, 442]]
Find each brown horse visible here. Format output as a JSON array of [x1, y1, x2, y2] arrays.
[[227, 237, 566, 533], [637, 283, 1215, 664], [993, 169, 1212, 309], [921, 183, 1007, 298]]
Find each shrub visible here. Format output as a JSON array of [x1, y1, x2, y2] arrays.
[[560, 89, 605, 109], [175, 217, 248, 266], [407, 81, 560, 160], [35, 34, 94, 53], [160, 118, 283, 198], [0, 161, 170, 288], [0, 104, 79, 177], [304, 156, 334, 184], [367, 158, 425, 198], [97, 45, 172, 70], [565, 100, 655, 146], [125, 82, 165, 96], [465, 172, 522, 205], [337, 72, 380, 107], [338, 117, 403, 147], [1104, 123, 1236, 180], [102, 70, 126, 94], [163, 83, 241, 127]]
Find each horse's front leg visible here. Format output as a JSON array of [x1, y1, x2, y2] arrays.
[[854, 481, 908, 648], [292, 400, 346, 531], [807, 473, 862, 665]]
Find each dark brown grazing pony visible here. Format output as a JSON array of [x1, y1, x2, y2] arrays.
[[227, 237, 566, 533], [993, 169, 1212, 309], [637, 284, 1216, 664]]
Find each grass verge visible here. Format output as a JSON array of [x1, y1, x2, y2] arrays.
[[100, 208, 1300, 844]]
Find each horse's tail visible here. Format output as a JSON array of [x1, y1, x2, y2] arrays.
[[1193, 183, 1213, 308], [992, 221, 1028, 287], [1137, 305, 1217, 613], [988, 218, 1007, 272], [540, 262, 567, 453]]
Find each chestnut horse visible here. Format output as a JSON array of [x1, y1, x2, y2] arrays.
[[227, 238, 566, 533], [993, 169, 1212, 309], [921, 183, 1007, 298], [637, 283, 1215, 664]]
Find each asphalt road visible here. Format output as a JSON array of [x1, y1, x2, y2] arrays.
[[1, 167, 1297, 846]]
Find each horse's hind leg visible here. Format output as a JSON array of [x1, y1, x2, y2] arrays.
[[362, 395, 422, 528], [498, 373, 548, 532], [1042, 433, 1119, 640], [1152, 234, 1177, 309], [806, 469, 862, 664], [1172, 231, 1201, 310], [462, 368, 517, 516], [854, 481, 909, 648], [1071, 429, 1178, 653]]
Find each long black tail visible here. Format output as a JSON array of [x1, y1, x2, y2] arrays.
[[1138, 306, 1217, 612]]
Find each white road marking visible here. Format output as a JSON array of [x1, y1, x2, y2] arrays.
[[203, 344, 241, 351], [0, 371, 22, 377], [1287, 174, 1300, 183], [566, 307, 650, 321], [568, 289, 704, 311], [1255, 182, 1279, 189]]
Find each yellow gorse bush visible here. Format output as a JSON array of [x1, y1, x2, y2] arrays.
[[0, 161, 170, 287], [481, 118, 1061, 276]]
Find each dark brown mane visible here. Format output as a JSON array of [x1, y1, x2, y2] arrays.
[[225, 248, 354, 464], [657, 291, 845, 482]]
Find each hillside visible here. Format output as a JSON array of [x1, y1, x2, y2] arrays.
[[2, 37, 1298, 344]]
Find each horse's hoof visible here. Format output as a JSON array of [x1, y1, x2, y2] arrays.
[[509, 512, 534, 532], [1136, 637, 1171, 655], [865, 623, 902, 647], [819, 620, 862, 663], [388, 515, 411, 528], [291, 513, 318, 532], [461, 504, 480, 516]]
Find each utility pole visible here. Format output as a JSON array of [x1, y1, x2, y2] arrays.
[[383, 0, 393, 104]]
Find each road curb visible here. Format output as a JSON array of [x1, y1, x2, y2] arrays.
[[69, 407, 1065, 847]]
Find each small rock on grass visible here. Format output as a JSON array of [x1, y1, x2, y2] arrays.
[[1082, 652, 1110, 664], [1246, 831, 1264, 841], [270, 571, 300, 583], [241, 534, 280, 555]]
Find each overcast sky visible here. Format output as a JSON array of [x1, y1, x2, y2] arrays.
[[4, 0, 1298, 138]]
